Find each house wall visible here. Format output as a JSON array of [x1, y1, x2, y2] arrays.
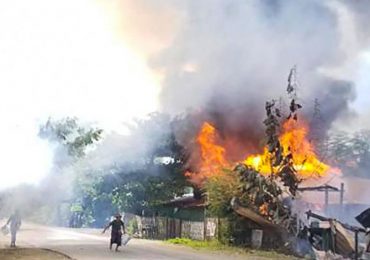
[[156, 206, 205, 221], [136, 214, 283, 248], [138, 216, 218, 240]]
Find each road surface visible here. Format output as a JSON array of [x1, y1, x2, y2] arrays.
[[0, 223, 259, 260]]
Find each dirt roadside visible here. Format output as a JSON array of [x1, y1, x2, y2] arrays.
[[0, 248, 71, 260]]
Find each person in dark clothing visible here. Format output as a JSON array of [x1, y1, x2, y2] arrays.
[[102, 213, 125, 251]]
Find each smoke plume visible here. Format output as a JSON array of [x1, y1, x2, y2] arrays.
[[152, 0, 368, 131], [1, 0, 370, 220], [100, 0, 370, 150]]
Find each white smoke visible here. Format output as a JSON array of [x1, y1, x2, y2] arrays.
[[0, 0, 369, 190], [103, 0, 370, 131], [0, 0, 160, 189]]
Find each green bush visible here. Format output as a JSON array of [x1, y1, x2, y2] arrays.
[[167, 238, 224, 249], [166, 238, 299, 259], [204, 169, 241, 218], [127, 218, 138, 235]]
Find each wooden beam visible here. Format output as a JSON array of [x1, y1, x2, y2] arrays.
[[306, 210, 366, 233], [298, 184, 340, 192], [231, 198, 281, 230]]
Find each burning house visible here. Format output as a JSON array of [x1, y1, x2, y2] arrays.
[[178, 69, 370, 258], [130, 67, 370, 258]]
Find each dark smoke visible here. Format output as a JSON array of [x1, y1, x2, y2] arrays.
[[146, 0, 369, 155]]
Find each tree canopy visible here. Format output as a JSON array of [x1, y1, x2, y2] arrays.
[[324, 130, 370, 178], [39, 114, 190, 227]]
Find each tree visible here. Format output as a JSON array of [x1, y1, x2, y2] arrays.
[[205, 169, 241, 217], [38, 117, 104, 226], [69, 113, 189, 226], [38, 114, 190, 227], [112, 162, 187, 215], [325, 130, 370, 178], [39, 117, 103, 158]]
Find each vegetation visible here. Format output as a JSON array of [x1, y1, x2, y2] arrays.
[[126, 218, 139, 235], [166, 238, 299, 259], [205, 169, 241, 217], [39, 113, 190, 227], [167, 237, 228, 250], [323, 130, 370, 178], [39, 117, 103, 158], [74, 115, 189, 226]]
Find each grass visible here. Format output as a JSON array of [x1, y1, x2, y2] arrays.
[[167, 238, 228, 250], [166, 238, 300, 259]]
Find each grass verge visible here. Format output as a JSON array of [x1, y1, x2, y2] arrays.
[[166, 238, 300, 259]]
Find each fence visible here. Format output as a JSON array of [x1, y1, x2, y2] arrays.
[[132, 215, 283, 248], [136, 216, 218, 240]]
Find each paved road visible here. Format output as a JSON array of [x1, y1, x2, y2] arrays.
[[0, 223, 257, 260]]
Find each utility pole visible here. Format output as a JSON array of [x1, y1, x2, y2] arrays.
[[325, 187, 329, 211], [340, 183, 344, 206]]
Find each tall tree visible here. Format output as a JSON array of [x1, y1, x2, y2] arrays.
[[39, 117, 103, 158], [38, 117, 104, 226], [325, 130, 370, 178]]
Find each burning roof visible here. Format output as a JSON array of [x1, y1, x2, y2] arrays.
[[186, 68, 336, 189], [183, 70, 343, 257], [186, 116, 334, 188]]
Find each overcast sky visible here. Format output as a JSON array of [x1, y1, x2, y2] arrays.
[[0, 0, 369, 188], [0, 0, 160, 188]]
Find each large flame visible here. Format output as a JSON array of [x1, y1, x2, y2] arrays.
[[198, 122, 228, 170], [186, 122, 228, 185], [244, 119, 329, 178], [190, 119, 331, 184]]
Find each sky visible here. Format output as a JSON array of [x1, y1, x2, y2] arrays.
[[0, 0, 369, 189], [354, 53, 370, 113], [0, 0, 161, 188]]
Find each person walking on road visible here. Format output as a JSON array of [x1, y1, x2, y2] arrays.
[[102, 213, 126, 251], [3, 210, 22, 247]]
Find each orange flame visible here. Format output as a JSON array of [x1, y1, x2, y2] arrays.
[[186, 122, 228, 185], [259, 203, 269, 216], [188, 118, 332, 184], [245, 119, 330, 178]]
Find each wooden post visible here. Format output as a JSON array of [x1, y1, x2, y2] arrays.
[[340, 183, 344, 206], [296, 213, 300, 235], [204, 195, 208, 241], [217, 217, 221, 241], [179, 219, 182, 238], [355, 230, 359, 260], [165, 217, 168, 240], [203, 207, 207, 241], [325, 187, 329, 211]]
